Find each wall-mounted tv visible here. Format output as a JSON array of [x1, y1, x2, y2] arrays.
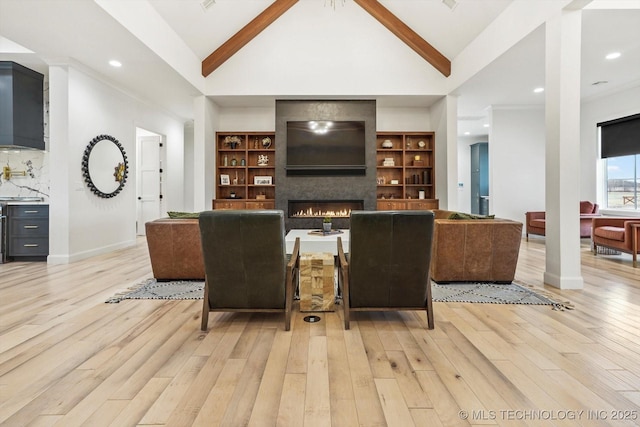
[[286, 120, 366, 176]]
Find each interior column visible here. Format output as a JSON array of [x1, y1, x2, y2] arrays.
[[192, 96, 217, 211], [543, 7, 584, 289]]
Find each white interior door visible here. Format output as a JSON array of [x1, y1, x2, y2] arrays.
[[137, 135, 162, 235]]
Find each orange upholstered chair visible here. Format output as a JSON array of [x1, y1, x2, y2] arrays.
[[592, 217, 640, 267], [525, 201, 600, 241]]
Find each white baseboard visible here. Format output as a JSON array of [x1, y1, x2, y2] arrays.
[[47, 239, 137, 264]]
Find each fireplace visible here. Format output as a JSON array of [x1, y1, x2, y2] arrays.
[[289, 200, 363, 218], [288, 200, 363, 229], [276, 100, 378, 230]]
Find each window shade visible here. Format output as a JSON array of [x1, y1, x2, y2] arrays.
[[598, 113, 640, 158]]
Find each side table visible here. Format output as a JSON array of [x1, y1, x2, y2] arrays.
[[299, 252, 335, 312]]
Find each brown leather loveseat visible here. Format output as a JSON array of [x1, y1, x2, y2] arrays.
[[430, 210, 523, 283], [145, 218, 205, 280]]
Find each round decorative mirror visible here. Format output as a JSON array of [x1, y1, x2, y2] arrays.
[[81, 134, 128, 198]]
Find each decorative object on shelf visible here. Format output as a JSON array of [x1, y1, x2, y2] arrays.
[[262, 136, 272, 149], [254, 176, 272, 185], [256, 194, 266, 200], [230, 157, 237, 166], [381, 139, 393, 149], [382, 157, 395, 166], [418, 140, 426, 148], [240, 158, 245, 166], [223, 154, 228, 166], [413, 155, 424, 166], [323, 216, 332, 232], [390, 179, 399, 185], [419, 189, 425, 199], [254, 137, 259, 149], [81, 134, 129, 198], [376, 176, 386, 185], [223, 135, 242, 149], [257, 154, 269, 166], [220, 174, 230, 185], [233, 171, 239, 185], [230, 191, 237, 198]]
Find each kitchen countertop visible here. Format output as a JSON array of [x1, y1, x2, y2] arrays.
[[0, 197, 48, 205]]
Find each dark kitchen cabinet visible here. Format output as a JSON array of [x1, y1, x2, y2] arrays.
[[8, 204, 49, 260], [0, 61, 45, 150]]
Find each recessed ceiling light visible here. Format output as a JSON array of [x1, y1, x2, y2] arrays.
[[533, 87, 544, 93], [606, 52, 621, 60], [483, 124, 490, 128], [464, 132, 470, 135], [109, 60, 122, 68]]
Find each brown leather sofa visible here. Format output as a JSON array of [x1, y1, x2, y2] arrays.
[[145, 218, 205, 280], [525, 201, 600, 240], [430, 210, 523, 283], [592, 217, 640, 267]]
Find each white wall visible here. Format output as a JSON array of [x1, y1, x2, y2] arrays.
[[490, 107, 545, 222], [48, 64, 185, 264], [217, 107, 276, 131]]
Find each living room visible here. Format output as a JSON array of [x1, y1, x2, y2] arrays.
[[1, 0, 638, 284], [2, 1, 640, 425]]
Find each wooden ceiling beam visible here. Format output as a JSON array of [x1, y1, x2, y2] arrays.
[[202, 0, 298, 77], [353, 0, 451, 77]]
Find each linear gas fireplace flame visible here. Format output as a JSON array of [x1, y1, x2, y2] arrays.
[[288, 200, 364, 218]]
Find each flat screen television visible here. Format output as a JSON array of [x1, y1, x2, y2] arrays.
[[286, 120, 366, 176]]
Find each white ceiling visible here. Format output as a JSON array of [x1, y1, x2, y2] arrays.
[[0, 0, 639, 137]]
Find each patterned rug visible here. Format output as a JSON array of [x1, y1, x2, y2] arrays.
[[106, 278, 572, 310], [105, 278, 204, 303], [432, 282, 573, 310]]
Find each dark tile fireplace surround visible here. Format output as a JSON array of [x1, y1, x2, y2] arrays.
[[275, 100, 378, 230]]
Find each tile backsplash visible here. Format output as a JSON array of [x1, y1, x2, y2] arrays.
[[0, 150, 50, 200]]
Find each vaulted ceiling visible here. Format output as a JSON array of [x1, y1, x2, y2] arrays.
[[1, 0, 639, 137], [201, 0, 451, 77]]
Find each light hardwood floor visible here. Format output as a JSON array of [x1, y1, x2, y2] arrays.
[[1, 236, 640, 426]]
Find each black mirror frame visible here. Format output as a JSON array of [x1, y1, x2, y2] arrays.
[[81, 134, 129, 198]]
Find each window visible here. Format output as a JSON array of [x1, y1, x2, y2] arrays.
[[598, 113, 640, 211], [603, 155, 639, 210]]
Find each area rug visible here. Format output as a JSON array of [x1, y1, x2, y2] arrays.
[[106, 278, 572, 310], [105, 278, 204, 303], [432, 281, 573, 310]]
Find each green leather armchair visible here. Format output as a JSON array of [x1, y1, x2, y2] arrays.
[[198, 210, 300, 331], [338, 210, 435, 330]]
